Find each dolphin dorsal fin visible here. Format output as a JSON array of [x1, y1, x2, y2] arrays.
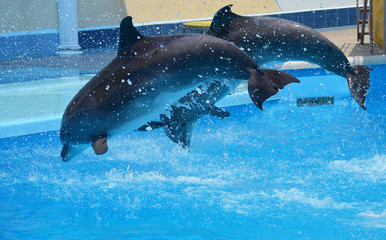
[[208, 4, 240, 38], [118, 16, 144, 56]]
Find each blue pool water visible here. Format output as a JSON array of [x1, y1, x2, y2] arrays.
[[0, 65, 385, 239]]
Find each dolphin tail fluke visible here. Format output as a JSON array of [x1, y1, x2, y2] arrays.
[[347, 65, 372, 110], [248, 69, 300, 110]]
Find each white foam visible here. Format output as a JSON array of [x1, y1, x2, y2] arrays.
[[357, 210, 386, 229], [271, 188, 354, 209], [328, 154, 386, 181], [75, 165, 230, 191], [358, 210, 386, 219]]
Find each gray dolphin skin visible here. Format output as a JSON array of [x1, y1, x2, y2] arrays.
[[140, 4, 372, 147], [60, 16, 299, 161]]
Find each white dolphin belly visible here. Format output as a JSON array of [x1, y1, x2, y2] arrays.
[[108, 84, 201, 136]]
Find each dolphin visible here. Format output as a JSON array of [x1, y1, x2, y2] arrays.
[[59, 16, 300, 161], [208, 4, 371, 108], [139, 4, 372, 147]]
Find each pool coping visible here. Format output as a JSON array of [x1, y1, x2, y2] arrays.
[[1, 56, 385, 140]]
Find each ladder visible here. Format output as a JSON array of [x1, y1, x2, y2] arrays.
[[357, 0, 370, 44]]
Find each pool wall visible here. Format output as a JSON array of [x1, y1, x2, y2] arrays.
[[1, 6, 360, 60]]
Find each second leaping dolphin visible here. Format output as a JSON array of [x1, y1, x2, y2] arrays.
[[208, 4, 371, 109]]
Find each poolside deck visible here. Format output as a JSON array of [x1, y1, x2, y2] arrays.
[[0, 26, 384, 71], [320, 27, 383, 57]]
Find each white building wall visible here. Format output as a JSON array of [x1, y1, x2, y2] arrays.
[[275, 0, 355, 12]]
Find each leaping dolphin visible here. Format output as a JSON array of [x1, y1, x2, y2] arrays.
[[208, 4, 371, 108], [139, 4, 372, 147], [59, 16, 300, 161]]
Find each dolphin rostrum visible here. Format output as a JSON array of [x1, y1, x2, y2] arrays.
[[139, 4, 372, 147], [59, 16, 300, 161]]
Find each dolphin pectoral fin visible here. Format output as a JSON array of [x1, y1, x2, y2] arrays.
[[248, 69, 300, 110], [347, 65, 372, 110], [206, 104, 230, 118], [92, 135, 108, 155], [137, 121, 165, 131]]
